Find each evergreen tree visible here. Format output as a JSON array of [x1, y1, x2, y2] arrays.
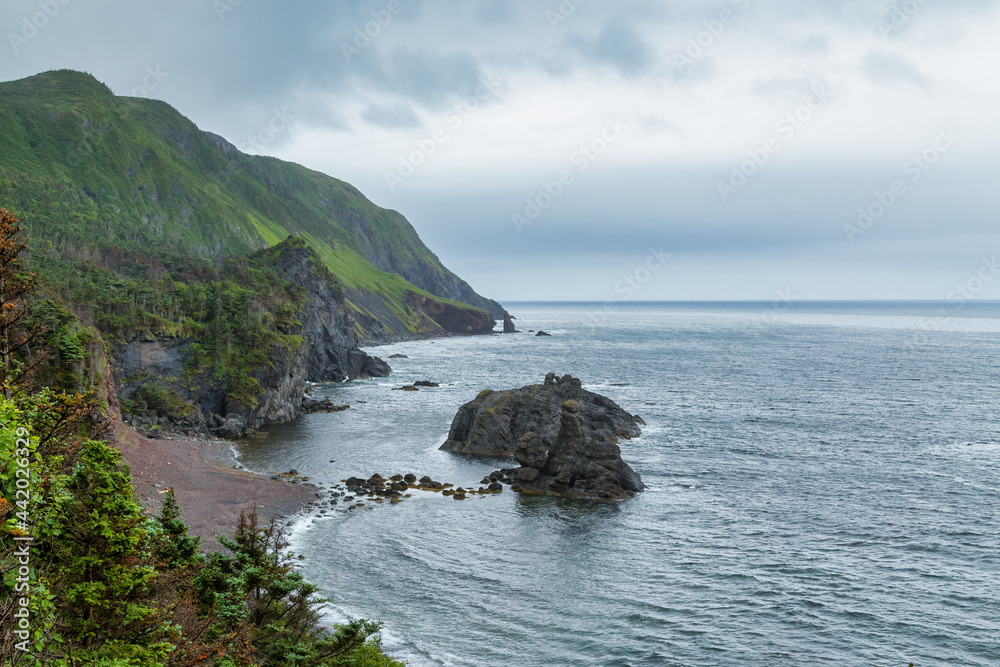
[[0, 209, 42, 399], [152, 488, 202, 568], [42, 440, 159, 646]]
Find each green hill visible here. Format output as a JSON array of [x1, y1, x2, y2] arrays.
[[0, 69, 502, 337]]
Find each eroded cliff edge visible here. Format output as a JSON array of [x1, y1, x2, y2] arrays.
[[115, 237, 390, 437]]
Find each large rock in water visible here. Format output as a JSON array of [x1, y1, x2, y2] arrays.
[[503, 310, 516, 333], [511, 400, 645, 499], [439, 373, 643, 455]]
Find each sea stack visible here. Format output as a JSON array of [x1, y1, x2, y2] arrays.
[[503, 310, 516, 333], [440, 374, 643, 456], [511, 400, 645, 499]]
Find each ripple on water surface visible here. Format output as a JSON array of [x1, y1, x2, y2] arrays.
[[236, 303, 1000, 666]]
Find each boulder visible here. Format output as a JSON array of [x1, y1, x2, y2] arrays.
[[511, 400, 645, 499], [535, 331, 551, 337], [215, 417, 246, 438], [439, 373, 642, 456]]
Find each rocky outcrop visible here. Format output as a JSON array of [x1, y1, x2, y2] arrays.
[[503, 311, 516, 333], [408, 291, 495, 334], [440, 373, 643, 456], [115, 238, 390, 438], [268, 240, 390, 382], [511, 400, 645, 499]]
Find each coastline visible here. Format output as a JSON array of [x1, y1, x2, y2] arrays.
[[112, 423, 316, 551]]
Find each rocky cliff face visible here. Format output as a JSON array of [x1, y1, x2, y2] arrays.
[[1, 70, 506, 341], [408, 292, 496, 335], [115, 238, 389, 437], [440, 373, 643, 456], [267, 240, 391, 382], [511, 400, 645, 499]]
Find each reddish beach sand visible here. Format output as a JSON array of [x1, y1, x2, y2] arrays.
[[112, 424, 315, 551]]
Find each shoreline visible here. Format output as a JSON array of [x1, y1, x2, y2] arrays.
[[112, 423, 317, 551]]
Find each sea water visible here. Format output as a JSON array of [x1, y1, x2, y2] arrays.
[[235, 302, 1000, 666]]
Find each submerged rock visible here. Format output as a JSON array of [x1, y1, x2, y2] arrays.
[[440, 373, 642, 456], [535, 330, 551, 337], [511, 400, 645, 499]]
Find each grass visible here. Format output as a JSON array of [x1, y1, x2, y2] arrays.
[[0, 69, 491, 338]]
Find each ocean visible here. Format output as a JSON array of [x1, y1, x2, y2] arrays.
[[234, 302, 1000, 666]]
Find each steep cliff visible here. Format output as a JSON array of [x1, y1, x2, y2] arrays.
[[0, 69, 502, 337], [114, 237, 389, 437]]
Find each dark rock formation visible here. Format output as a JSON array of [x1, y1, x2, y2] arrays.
[[503, 311, 516, 333], [301, 395, 350, 413], [439, 373, 642, 456], [535, 331, 551, 337], [389, 354, 409, 359], [268, 240, 390, 383], [511, 400, 645, 499], [408, 291, 496, 334], [115, 238, 390, 438]]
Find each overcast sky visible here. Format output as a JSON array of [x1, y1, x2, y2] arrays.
[[2, 0, 999, 302]]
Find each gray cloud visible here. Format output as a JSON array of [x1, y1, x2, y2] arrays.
[[1, 0, 998, 299], [566, 19, 652, 77], [371, 46, 484, 108], [361, 102, 421, 129], [860, 49, 934, 91], [789, 34, 830, 55], [751, 76, 829, 102]]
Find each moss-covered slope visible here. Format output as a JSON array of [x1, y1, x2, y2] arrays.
[[0, 69, 502, 338]]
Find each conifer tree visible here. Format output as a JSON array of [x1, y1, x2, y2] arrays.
[[152, 488, 202, 567], [0, 209, 39, 399]]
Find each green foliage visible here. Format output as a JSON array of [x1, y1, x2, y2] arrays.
[[150, 489, 202, 568], [36, 239, 313, 414], [32, 300, 88, 363], [193, 511, 405, 666], [1, 394, 403, 666], [133, 384, 195, 419], [0, 70, 489, 340], [39, 439, 158, 645]]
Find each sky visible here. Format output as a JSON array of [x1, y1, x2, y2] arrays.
[[2, 0, 999, 303]]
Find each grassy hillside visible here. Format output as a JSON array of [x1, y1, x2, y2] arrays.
[[0, 69, 500, 337]]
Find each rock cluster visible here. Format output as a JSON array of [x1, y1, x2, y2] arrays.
[[511, 400, 645, 499], [392, 380, 440, 391], [440, 373, 643, 456], [335, 471, 505, 505], [301, 395, 350, 413]]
